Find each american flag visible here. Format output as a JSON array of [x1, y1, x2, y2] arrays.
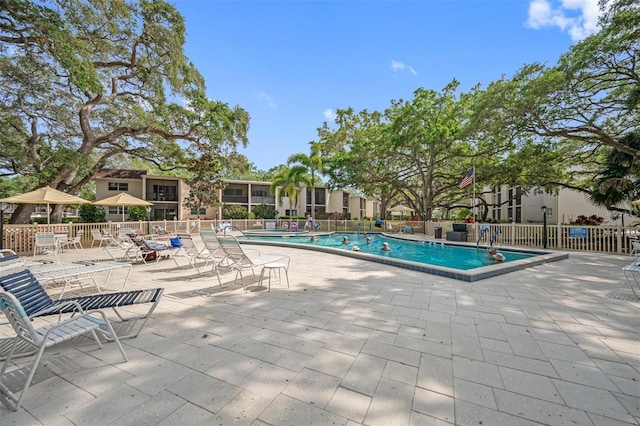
[[458, 169, 474, 189]]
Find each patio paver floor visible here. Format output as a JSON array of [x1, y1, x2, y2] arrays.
[[0, 239, 638, 425]]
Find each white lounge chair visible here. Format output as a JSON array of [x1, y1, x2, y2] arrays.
[[171, 234, 201, 272], [91, 229, 115, 247], [0, 291, 128, 411], [217, 235, 290, 291], [61, 229, 84, 251]]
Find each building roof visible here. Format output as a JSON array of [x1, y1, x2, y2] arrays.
[[95, 169, 147, 180]]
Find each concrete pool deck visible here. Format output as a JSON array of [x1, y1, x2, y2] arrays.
[[0, 239, 639, 425]]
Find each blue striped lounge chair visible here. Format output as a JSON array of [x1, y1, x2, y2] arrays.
[[0, 268, 163, 360]]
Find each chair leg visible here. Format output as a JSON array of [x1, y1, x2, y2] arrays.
[[94, 311, 128, 362], [12, 343, 47, 411]]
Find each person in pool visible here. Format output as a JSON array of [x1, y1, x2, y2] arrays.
[[485, 249, 505, 264], [365, 236, 372, 244], [310, 235, 317, 243], [342, 236, 349, 245], [381, 242, 392, 252]]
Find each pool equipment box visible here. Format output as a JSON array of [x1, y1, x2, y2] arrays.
[[446, 223, 468, 242]]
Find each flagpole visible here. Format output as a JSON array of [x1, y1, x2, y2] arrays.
[[472, 164, 477, 241], [472, 164, 476, 221]]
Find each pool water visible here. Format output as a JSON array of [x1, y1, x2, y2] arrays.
[[247, 233, 535, 270]]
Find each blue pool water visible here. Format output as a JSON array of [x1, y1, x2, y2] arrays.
[[245, 232, 535, 270]]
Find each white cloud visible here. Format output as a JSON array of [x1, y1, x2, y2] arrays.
[[526, 0, 603, 41], [323, 108, 336, 120], [257, 92, 277, 108], [391, 60, 417, 76]]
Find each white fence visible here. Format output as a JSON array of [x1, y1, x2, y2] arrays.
[[1, 219, 636, 255]]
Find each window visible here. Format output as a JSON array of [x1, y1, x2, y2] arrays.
[[224, 188, 243, 196], [108, 182, 128, 191], [190, 207, 206, 215], [108, 206, 127, 215], [153, 184, 177, 201]]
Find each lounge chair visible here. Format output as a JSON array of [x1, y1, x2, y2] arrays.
[[126, 234, 174, 263], [217, 235, 290, 291], [0, 291, 128, 411], [0, 268, 164, 360], [61, 229, 84, 251], [0, 250, 24, 275], [91, 229, 115, 247], [170, 234, 201, 273], [199, 231, 232, 284]]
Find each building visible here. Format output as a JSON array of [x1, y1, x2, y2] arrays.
[[94, 170, 381, 221], [94, 169, 186, 221], [488, 185, 614, 225]]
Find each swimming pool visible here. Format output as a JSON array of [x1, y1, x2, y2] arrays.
[[239, 232, 569, 282]]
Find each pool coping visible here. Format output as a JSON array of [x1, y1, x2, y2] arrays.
[[239, 233, 569, 282]]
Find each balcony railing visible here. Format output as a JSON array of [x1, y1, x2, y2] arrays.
[[251, 196, 276, 204], [222, 196, 249, 203], [151, 194, 178, 202]]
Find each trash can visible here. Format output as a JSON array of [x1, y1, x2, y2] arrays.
[[434, 226, 442, 239]]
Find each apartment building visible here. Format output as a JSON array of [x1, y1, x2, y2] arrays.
[[94, 170, 380, 221], [488, 185, 614, 225], [94, 169, 186, 221]]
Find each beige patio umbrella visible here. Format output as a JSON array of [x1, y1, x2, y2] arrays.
[[93, 192, 153, 222], [0, 185, 90, 229]]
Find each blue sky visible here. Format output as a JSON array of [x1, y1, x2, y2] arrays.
[[174, 0, 603, 171]]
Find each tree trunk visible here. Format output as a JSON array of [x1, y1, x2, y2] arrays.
[[9, 205, 35, 224]]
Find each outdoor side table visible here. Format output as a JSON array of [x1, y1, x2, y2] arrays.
[[622, 263, 640, 299], [259, 261, 290, 292]]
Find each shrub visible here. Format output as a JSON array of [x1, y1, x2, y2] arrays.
[[569, 215, 604, 226], [252, 204, 277, 219], [223, 205, 249, 219], [79, 205, 106, 223]]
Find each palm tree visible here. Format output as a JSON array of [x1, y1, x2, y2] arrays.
[[270, 165, 310, 223], [287, 142, 324, 218]]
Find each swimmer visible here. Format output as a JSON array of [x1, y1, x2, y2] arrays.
[[381, 242, 392, 252], [484, 249, 505, 264], [352, 246, 360, 252], [342, 236, 349, 245], [365, 236, 372, 244], [310, 235, 317, 242], [487, 248, 497, 260]]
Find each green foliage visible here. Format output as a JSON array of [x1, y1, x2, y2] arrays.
[[128, 206, 148, 221], [269, 165, 310, 219], [589, 131, 640, 208], [0, 0, 249, 224], [252, 204, 277, 219], [456, 209, 472, 221], [223, 205, 249, 219], [79, 204, 106, 223]]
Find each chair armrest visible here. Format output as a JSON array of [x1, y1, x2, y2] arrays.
[[28, 299, 86, 319]]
